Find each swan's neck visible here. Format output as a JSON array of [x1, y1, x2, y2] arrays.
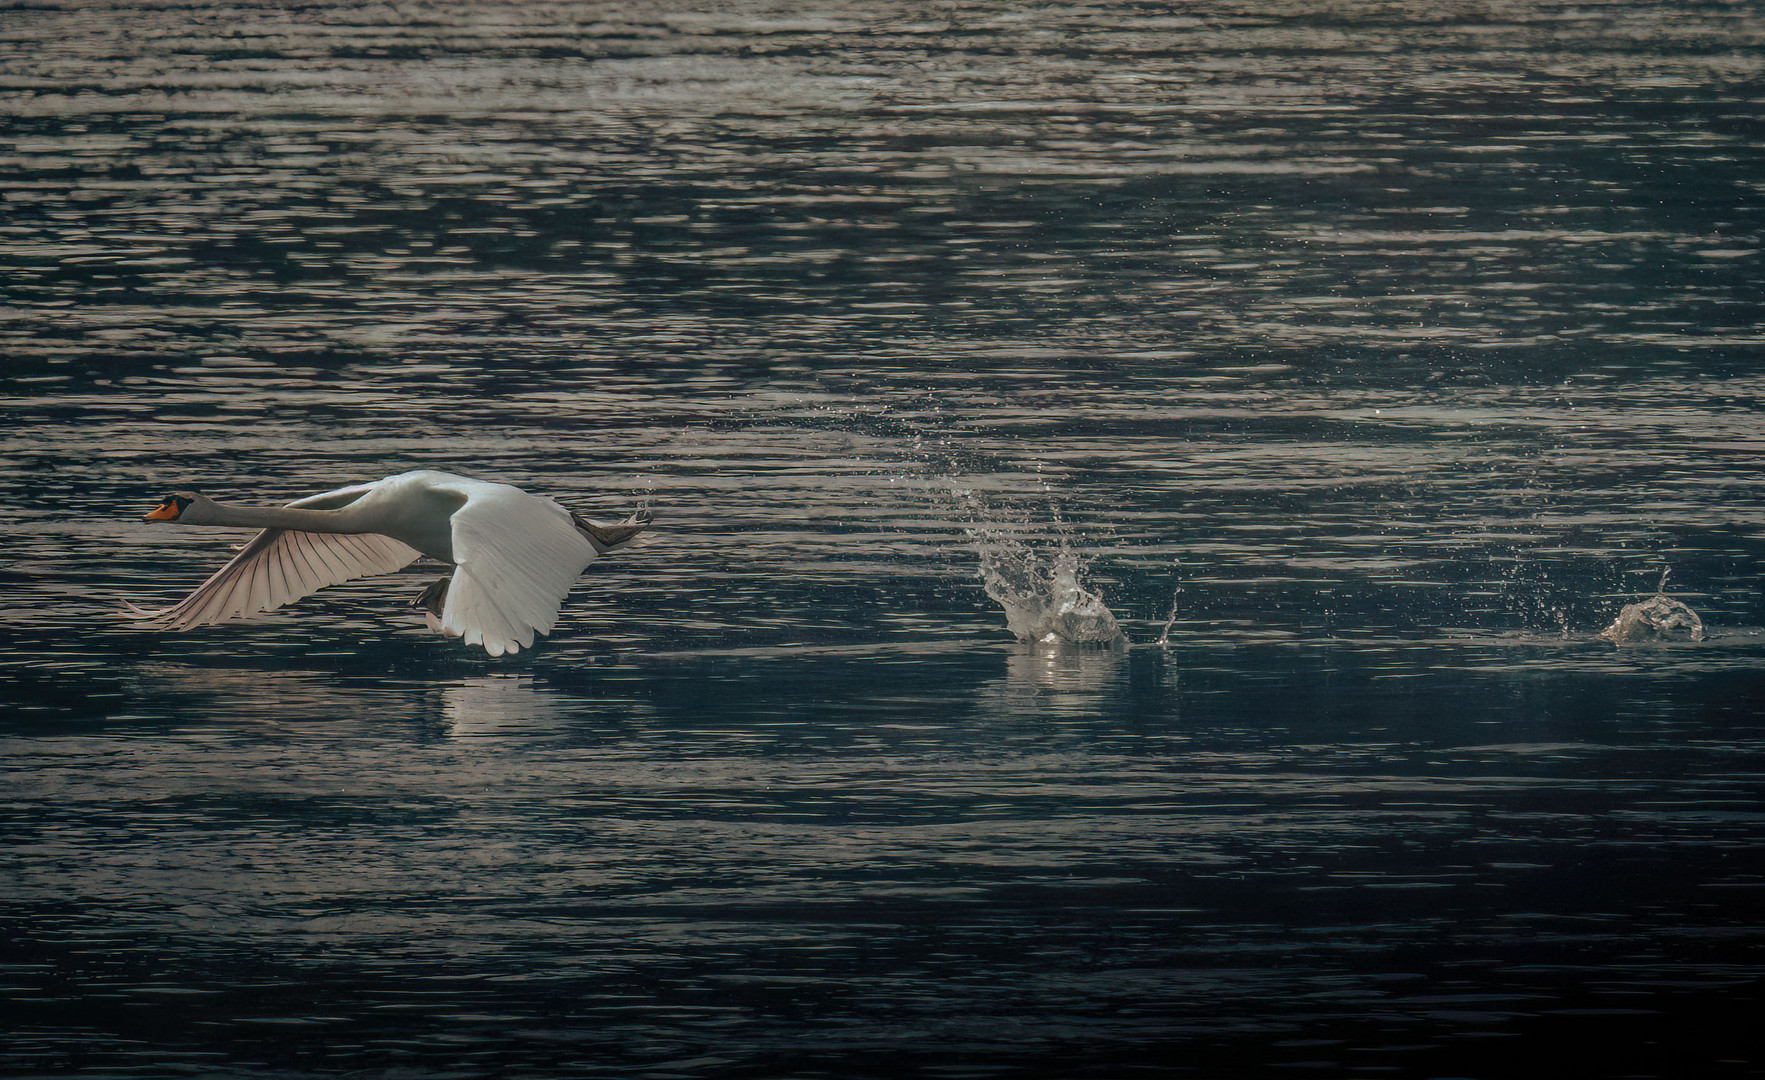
[[191, 499, 363, 533]]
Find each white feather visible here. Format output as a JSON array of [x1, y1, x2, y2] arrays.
[[430, 480, 597, 656]]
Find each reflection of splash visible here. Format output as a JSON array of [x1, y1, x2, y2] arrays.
[[969, 526, 1125, 645], [976, 640, 1129, 720], [1598, 570, 1705, 644]]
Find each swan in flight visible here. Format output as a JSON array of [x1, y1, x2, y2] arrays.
[[128, 470, 650, 656]]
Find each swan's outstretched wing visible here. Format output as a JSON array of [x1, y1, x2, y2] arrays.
[[432, 487, 596, 657], [125, 483, 421, 629]]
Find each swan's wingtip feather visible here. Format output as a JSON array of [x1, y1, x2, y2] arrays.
[[117, 598, 179, 626]]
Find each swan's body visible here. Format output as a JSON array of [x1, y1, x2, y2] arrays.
[[130, 470, 649, 656]]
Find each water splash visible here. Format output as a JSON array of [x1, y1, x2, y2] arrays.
[[1495, 553, 1575, 638], [1598, 566, 1705, 644], [970, 525, 1125, 646], [1155, 586, 1182, 648]]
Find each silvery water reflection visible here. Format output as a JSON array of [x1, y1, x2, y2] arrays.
[[4, 0, 1765, 1077]]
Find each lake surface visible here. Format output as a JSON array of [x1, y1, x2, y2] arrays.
[[3, 1, 1764, 1077]]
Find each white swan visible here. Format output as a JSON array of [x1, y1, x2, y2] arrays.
[[128, 470, 650, 656]]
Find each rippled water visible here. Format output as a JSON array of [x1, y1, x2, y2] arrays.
[[4, 2, 1765, 1077]]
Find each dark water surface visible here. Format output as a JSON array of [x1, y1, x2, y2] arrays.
[[4, 2, 1765, 1077]]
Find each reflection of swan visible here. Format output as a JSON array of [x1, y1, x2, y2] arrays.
[[128, 470, 649, 656], [443, 675, 573, 737]]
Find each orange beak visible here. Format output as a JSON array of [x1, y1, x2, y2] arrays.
[[145, 502, 180, 521]]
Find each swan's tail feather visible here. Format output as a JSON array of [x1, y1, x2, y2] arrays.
[[571, 508, 652, 555]]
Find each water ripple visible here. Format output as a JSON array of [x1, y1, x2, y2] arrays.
[[5, 2, 1765, 1077]]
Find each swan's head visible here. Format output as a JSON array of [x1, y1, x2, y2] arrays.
[[144, 493, 198, 522]]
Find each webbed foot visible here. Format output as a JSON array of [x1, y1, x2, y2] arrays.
[[572, 508, 652, 553], [412, 575, 451, 619]]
